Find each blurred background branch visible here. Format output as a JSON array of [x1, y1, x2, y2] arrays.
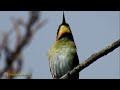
[[0, 11, 46, 79]]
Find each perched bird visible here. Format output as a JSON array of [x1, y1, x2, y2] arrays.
[[48, 12, 79, 79]]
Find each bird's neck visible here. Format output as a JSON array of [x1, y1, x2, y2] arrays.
[[56, 33, 74, 42], [58, 36, 74, 42]]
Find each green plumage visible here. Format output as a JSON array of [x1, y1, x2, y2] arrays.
[[48, 37, 79, 79], [48, 12, 79, 79]]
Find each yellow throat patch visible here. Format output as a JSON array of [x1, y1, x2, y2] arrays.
[[57, 25, 71, 40]]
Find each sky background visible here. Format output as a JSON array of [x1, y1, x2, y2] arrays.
[[0, 11, 119, 79]]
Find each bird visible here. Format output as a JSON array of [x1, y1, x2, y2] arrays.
[[48, 12, 79, 79]]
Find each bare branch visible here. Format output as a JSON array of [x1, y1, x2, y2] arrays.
[[15, 54, 22, 74], [32, 19, 47, 34], [11, 17, 23, 50], [0, 11, 41, 77], [61, 39, 120, 79]]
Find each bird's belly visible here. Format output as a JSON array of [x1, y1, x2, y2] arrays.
[[53, 50, 74, 78]]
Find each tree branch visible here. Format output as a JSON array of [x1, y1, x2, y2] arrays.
[[60, 39, 120, 79], [0, 11, 41, 78]]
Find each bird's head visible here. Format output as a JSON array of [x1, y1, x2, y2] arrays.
[[56, 12, 74, 41]]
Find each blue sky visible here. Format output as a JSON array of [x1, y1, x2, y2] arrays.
[[0, 11, 119, 79]]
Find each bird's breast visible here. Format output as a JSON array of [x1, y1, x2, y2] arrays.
[[49, 41, 78, 78]]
